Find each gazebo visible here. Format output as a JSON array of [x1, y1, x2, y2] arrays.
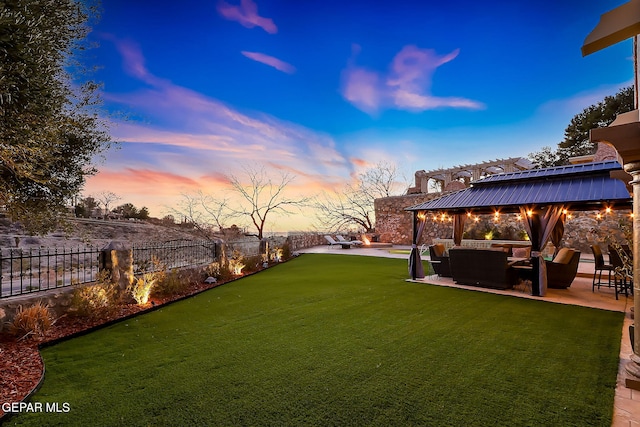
[[406, 160, 632, 296]]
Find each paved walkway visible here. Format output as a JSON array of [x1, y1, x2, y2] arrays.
[[299, 244, 638, 427]]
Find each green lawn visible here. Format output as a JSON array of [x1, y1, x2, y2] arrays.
[[7, 254, 623, 426]]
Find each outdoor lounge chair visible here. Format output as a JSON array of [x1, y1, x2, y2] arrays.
[[324, 235, 353, 249], [428, 244, 451, 277], [336, 235, 363, 246], [545, 248, 580, 289]]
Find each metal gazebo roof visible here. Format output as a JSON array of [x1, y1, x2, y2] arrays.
[[406, 161, 632, 214]]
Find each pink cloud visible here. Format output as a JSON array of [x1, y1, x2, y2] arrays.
[[217, 0, 277, 34], [241, 51, 295, 74], [341, 44, 485, 115]]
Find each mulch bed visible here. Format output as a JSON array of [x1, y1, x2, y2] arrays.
[[0, 277, 235, 419]]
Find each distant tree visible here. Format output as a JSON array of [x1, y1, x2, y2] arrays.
[[528, 146, 563, 169], [315, 162, 404, 232], [74, 196, 99, 218], [115, 203, 138, 219], [170, 191, 232, 239], [161, 215, 175, 226], [529, 86, 633, 167], [171, 167, 309, 240], [137, 207, 150, 220], [229, 167, 310, 240], [95, 191, 121, 220], [0, 0, 114, 233]]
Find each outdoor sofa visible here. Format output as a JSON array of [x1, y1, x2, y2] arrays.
[[448, 247, 517, 289]]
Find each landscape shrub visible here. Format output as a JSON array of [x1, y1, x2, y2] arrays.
[[152, 268, 191, 298], [204, 261, 233, 282], [228, 250, 246, 275], [129, 272, 159, 305], [242, 255, 264, 273], [10, 301, 54, 340], [280, 242, 291, 260], [129, 257, 166, 305], [69, 271, 120, 319]]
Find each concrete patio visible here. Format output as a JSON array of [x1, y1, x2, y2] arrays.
[[299, 244, 638, 427]]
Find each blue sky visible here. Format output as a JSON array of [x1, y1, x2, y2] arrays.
[[84, 0, 634, 230]]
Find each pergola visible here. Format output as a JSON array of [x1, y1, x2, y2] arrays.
[[405, 161, 632, 296]]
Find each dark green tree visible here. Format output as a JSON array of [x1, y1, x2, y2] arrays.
[[137, 207, 150, 220], [529, 86, 633, 168], [115, 203, 139, 219], [0, 0, 114, 233]]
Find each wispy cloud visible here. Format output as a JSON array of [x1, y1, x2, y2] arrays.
[[241, 51, 296, 74], [89, 37, 380, 218], [341, 44, 485, 115], [217, 0, 277, 34]]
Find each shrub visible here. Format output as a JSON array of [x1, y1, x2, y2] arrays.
[[129, 256, 167, 305], [280, 242, 291, 260], [129, 273, 157, 305], [152, 268, 190, 298], [242, 255, 263, 273], [10, 301, 54, 340], [203, 261, 233, 282], [69, 271, 120, 319]]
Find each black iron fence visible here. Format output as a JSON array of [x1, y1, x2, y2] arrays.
[[131, 239, 218, 274], [0, 240, 219, 299], [0, 246, 101, 299]]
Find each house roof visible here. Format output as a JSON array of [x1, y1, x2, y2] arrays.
[[406, 160, 632, 214]]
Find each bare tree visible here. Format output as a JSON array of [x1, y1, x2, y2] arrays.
[[95, 191, 121, 220], [170, 191, 233, 239], [229, 167, 310, 240], [315, 162, 403, 232]]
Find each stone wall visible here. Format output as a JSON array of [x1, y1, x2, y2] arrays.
[[374, 193, 441, 243], [374, 193, 632, 253]]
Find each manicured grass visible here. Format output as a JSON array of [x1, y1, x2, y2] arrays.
[[8, 254, 622, 426]]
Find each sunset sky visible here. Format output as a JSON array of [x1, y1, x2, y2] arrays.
[[84, 0, 634, 232]]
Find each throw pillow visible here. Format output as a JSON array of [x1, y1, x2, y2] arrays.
[[553, 248, 574, 264], [512, 247, 531, 258]]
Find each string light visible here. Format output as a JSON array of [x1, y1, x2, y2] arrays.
[[605, 207, 612, 214]]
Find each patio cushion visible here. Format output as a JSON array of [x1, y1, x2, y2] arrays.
[[431, 243, 446, 257], [553, 248, 574, 264], [512, 247, 531, 258]]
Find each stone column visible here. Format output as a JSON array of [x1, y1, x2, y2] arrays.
[[625, 162, 640, 389], [100, 241, 134, 291]]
